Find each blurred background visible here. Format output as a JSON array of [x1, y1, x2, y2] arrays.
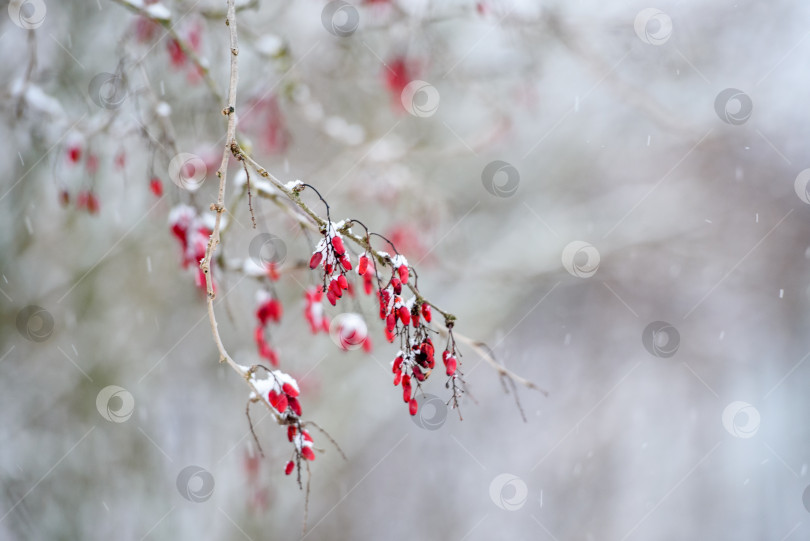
[[2, 0, 810, 539]]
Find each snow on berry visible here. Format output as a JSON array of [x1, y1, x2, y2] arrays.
[[391, 254, 409, 284], [168, 204, 214, 293], [254, 289, 283, 366], [309, 221, 354, 306], [304, 287, 330, 334]]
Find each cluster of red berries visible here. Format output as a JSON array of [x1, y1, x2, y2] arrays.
[[249, 369, 316, 475], [60, 144, 101, 215], [254, 290, 282, 366], [309, 222, 354, 306], [304, 220, 463, 418], [169, 204, 214, 293], [304, 287, 331, 334]]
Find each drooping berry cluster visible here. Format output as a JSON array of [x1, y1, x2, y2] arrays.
[[169, 204, 214, 293], [254, 290, 282, 366], [301, 212, 465, 419], [248, 367, 316, 477], [304, 287, 331, 334], [309, 221, 353, 306]]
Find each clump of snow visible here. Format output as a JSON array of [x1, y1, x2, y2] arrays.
[[254, 289, 273, 305], [242, 257, 265, 277], [168, 204, 196, 228], [284, 179, 303, 192], [155, 101, 171, 117], [233, 168, 248, 188], [145, 2, 171, 21], [11, 80, 64, 118], [256, 35, 284, 57], [323, 116, 366, 146], [391, 254, 408, 269]]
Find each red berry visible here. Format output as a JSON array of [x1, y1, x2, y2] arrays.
[[309, 251, 323, 269], [167, 38, 186, 66], [385, 326, 395, 343], [254, 325, 264, 345], [285, 460, 295, 475], [386, 313, 396, 332], [337, 275, 348, 290], [392, 355, 403, 373], [269, 391, 288, 413], [398, 265, 409, 284], [266, 262, 281, 281], [409, 398, 418, 416], [394, 372, 402, 386], [398, 306, 410, 326], [301, 446, 315, 461], [362, 336, 372, 352], [325, 262, 333, 274], [67, 145, 81, 163], [326, 290, 337, 306], [412, 311, 420, 328], [442, 350, 451, 364], [402, 374, 411, 387], [287, 426, 296, 442], [282, 382, 299, 397], [149, 178, 163, 197], [332, 235, 346, 256], [86, 154, 98, 175], [302, 430, 313, 443], [446, 356, 457, 376], [357, 254, 369, 275], [421, 303, 432, 322], [363, 274, 374, 295], [340, 256, 352, 271], [403, 387, 411, 403], [288, 396, 302, 416], [391, 277, 402, 295], [86, 192, 100, 214]]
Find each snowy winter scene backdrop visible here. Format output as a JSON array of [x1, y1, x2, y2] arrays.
[[2, 0, 810, 539]]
